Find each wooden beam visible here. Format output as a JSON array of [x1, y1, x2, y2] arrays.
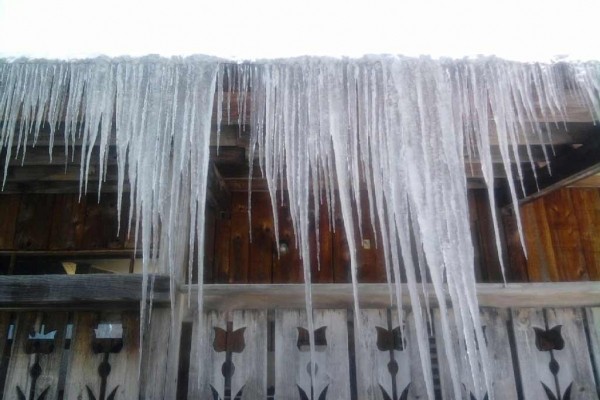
[[206, 163, 231, 212], [179, 282, 600, 311], [0, 274, 170, 310], [517, 130, 600, 204]]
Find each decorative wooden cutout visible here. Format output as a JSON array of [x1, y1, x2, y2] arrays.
[[275, 310, 350, 400], [210, 321, 247, 400], [532, 324, 574, 400], [375, 326, 405, 352], [296, 326, 327, 352]]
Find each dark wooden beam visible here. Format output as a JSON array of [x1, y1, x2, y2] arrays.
[[517, 129, 600, 204], [0, 274, 170, 310]]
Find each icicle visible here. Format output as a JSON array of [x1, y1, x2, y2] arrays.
[[2, 56, 600, 400]]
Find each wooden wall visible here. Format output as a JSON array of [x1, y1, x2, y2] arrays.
[[203, 190, 508, 284], [0, 193, 132, 252], [505, 188, 600, 282], [1, 188, 599, 283]]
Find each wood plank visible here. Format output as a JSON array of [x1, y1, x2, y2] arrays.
[[311, 203, 334, 283], [248, 192, 274, 283], [140, 308, 173, 399], [231, 310, 267, 399], [434, 308, 498, 399], [14, 194, 55, 250], [355, 309, 427, 400], [480, 308, 518, 398], [3, 312, 68, 400], [355, 309, 388, 400], [472, 190, 503, 283], [272, 198, 303, 284], [521, 199, 560, 282], [64, 312, 139, 400], [103, 311, 140, 400], [81, 193, 125, 250], [0, 275, 170, 309], [48, 194, 86, 250], [532, 198, 561, 281], [202, 205, 217, 284], [585, 307, 600, 394], [501, 211, 529, 282], [333, 206, 351, 283], [357, 197, 387, 283], [511, 308, 553, 400], [0, 195, 20, 250], [274, 309, 351, 400], [214, 217, 232, 283], [518, 132, 600, 204], [188, 310, 227, 398], [229, 192, 249, 283], [545, 308, 597, 399], [544, 190, 588, 280], [183, 282, 600, 311], [570, 188, 600, 280]]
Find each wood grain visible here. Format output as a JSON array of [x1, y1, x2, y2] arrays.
[[0, 274, 170, 309], [0, 195, 20, 250], [570, 188, 600, 280]]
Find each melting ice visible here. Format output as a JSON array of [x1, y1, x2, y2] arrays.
[[1, 55, 599, 399]]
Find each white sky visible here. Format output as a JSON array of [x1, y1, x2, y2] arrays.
[[0, 0, 598, 62]]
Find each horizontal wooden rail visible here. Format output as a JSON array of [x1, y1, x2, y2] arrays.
[[0, 274, 171, 309], [183, 282, 600, 310], [0, 275, 598, 310]]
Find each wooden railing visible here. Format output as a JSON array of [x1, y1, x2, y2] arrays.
[[0, 276, 598, 399]]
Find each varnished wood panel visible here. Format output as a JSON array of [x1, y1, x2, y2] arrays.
[[544, 190, 588, 281], [81, 194, 124, 250], [215, 217, 232, 283], [248, 192, 273, 283], [272, 198, 303, 284], [570, 188, 600, 280], [48, 194, 86, 250], [229, 192, 249, 283], [14, 195, 54, 250], [0, 195, 20, 250]]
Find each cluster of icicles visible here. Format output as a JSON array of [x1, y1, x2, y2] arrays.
[[1, 56, 599, 399]]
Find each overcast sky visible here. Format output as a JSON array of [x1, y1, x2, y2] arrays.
[[0, 0, 598, 62]]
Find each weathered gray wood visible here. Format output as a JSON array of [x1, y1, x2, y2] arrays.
[[355, 309, 423, 400], [480, 308, 518, 398], [585, 307, 600, 396], [0, 274, 170, 309], [188, 310, 227, 398], [434, 308, 517, 400], [64, 312, 139, 400], [274, 309, 350, 400], [181, 282, 600, 312], [355, 309, 387, 400], [434, 308, 479, 399], [511, 308, 556, 400], [3, 312, 68, 400], [545, 308, 598, 400], [140, 298, 185, 400], [231, 310, 267, 399]]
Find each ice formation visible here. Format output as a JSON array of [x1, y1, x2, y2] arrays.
[[1, 55, 599, 399]]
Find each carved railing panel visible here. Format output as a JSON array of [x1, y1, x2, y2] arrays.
[[275, 309, 350, 400], [512, 308, 597, 400], [0, 304, 597, 399], [188, 310, 267, 400], [64, 312, 139, 400], [3, 312, 67, 400], [355, 309, 428, 400]]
